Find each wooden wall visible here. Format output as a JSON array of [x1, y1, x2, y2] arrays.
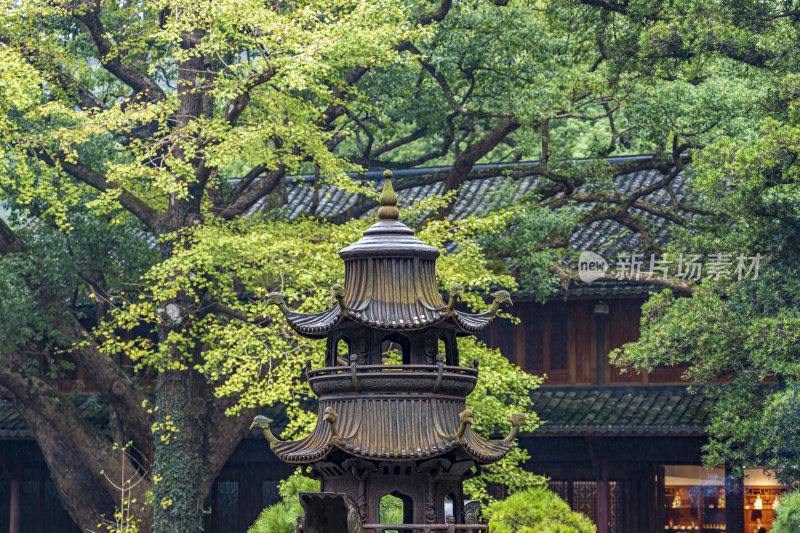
[[479, 298, 687, 386]]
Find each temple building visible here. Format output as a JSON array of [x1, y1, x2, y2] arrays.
[[251, 170, 525, 529], [0, 158, 789, 532]]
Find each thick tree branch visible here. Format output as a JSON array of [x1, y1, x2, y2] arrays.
[[549, 265, 698, 294], [418, 0, 453, 25], [165, 36, 217, 222], [0, 353, 153, 530], [333, 154, 687, 223], [221, 70, 277, 126], [407, 43, 513, 119], [62, 313, 155, 461], [370, 128, 427, 158], [61, 160, 163, 233], [27, 145, 163, 233], [229, 164, 269, 202], [547, 191, 689, 225], [434, 118, 521, 219], [0, 218, 25, 255], [0, 224, 155, 460], [577, 0, 629, 15], [69, 8, 165, 102], [219, 167, 287, 219], [0, 32, 108, 111]]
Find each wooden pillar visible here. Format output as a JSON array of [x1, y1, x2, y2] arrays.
[[628, 464, 652, 533], [9, 474, 21, 533], [594, 301, 609, 386], [654, 465, 666, 533], [588, 439, 611, 533], [725, 466, 745, 533], [596, 457, 610, 533]]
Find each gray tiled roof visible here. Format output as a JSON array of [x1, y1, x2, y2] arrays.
[[515, 281, 665, 301], [529, 386, 710, 437], [0, 396, 109, 439], [268, 156, 691, 258], [568, 169, 690, 258], [1, 387, 709, 440]]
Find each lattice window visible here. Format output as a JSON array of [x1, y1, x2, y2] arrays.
[[553, 479, 624, 532], [572, 481, 597, 522], [549, 313, 568, 371], [609, 481, 624, 533], [262, 479, 280, 508], [216, 480, 239, 533], [548, 480, 568, 502]]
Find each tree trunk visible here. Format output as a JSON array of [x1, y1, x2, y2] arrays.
[[152, 368, 207, 533]]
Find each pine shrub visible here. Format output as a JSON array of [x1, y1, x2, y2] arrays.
[[773, 491, 800, 533], [247, 474, 320, 533], [486, 487, 596, 533]]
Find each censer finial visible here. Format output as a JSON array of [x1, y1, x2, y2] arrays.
[[377, 169, 399, 221]]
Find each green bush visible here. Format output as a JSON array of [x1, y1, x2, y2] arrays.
[[486, 487, 596, 533], [772, 491, 800, 533], [247, 474, 320, 533], [379, 494, 404, 530]]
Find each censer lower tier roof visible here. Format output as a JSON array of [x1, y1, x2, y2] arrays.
[[270, 396, 513, 464]]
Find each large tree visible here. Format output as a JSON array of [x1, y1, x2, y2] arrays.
[[597, 0, 800, 490], [1, 0, 795, 532]]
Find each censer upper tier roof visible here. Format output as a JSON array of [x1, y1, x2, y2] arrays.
[[338, 219, 439, 260], [268, 171, 509, 335], [334, 171, 447, 328]]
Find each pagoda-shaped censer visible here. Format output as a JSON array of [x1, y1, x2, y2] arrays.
[[252, 171, 526, 532]]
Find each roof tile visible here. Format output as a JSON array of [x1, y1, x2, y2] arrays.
[[529, 386, 710, 437]]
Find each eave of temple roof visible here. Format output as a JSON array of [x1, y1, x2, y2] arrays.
[[270, 396, 512, 465], [527, 386, 710, 437]]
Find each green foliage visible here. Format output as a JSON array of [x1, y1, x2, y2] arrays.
[[247, 473, 320, 533], [485, 487, 595, 533], [378, 494, 404, 527], [7, 0, 800, 529], [460, 337, 545, 500], [480, 197, 583, 299], [610, 99, 800, 484], [772, 491, 800, 533]]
